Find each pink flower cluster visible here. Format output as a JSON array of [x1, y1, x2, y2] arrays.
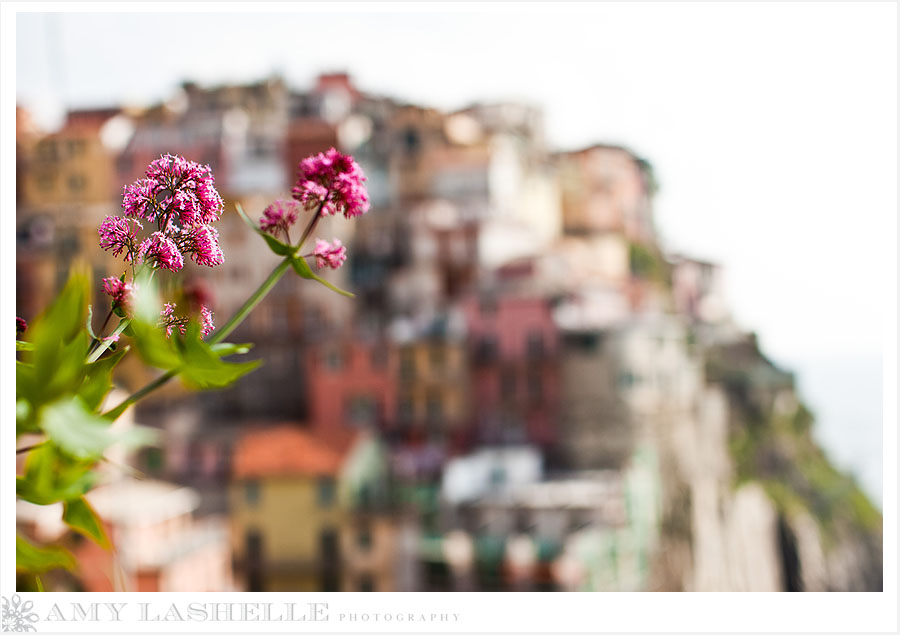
[[159, 302, 215, 338], [255, 149, 369, 274], [291, 147, 369, 219], [313, 239, 347, 270], [100, 155, 225, 272], [259, 199, 300, 239], [98, 216, 142, 261], [101, 277, 135, 311]]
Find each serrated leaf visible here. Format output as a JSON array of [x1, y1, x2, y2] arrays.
[[16, 534, 76, 574], [41, 397, 158, 461], [16, 444, 96, 505], [18, 267, 91, 408], [79, 346, 127, 410], [291, 256, 355, 298], [63, 497, 111, 549], [177, 323, 261, 389], [129, 317, 182, 370]]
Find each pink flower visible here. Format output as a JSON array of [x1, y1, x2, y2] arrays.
[[259, 199, 300, 238], [122, 179, 158, 222], [184, 225, 224, 267], [291, 148, 369, 219], [199, 305, 215, 337], [313, 238, 347, 270], [99, 216, 143, 261], [101, 277, 134, 310], [138, 232, 184, 272], [160, 302, 182, 337], [159, 302, 214, 338], [123, 154, 223, 229], [16, 317, 27, 335]]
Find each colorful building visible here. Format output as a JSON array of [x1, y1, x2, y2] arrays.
[[229, 425, 398, 591]]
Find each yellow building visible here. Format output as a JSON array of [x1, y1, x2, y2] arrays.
[[229, 425, 397, 591]]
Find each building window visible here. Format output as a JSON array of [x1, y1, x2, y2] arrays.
[[475, 336, 498, 364], [527, 371, 543, 403], [244, 480, 260, 506], [325, 350, 343, 371], [357, 523, 373, 551], [68, 173, 86, 192], [245, 530, 264, 592], [36, 140, 57, 161], [429, 345, 445, 371], [425, 390, 443, 424], [527, 331, 545, 358], [358, 574, 375, 592], [36, 174, 55, 192], [500, 369, 516, 399], [399, 349, 415, 382], [370, 346, 388, 369], [618, 371, 640, 389], [319, 528, 340, 591], [144, 447, 165, 473], [397, 395, 414, 425], [347, 395, 378, 427], [318, 477, 336, 507], [67, 139, 86, 156]]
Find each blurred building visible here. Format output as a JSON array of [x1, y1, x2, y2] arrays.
[[461, 292, 560, 448], [229, 425, 401, 591], [16, 71, 882, 593], [17, 479, 233, 592]]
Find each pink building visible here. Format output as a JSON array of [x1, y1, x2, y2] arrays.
[[306, 341, 398, 433], [461, 293, 560, 447]]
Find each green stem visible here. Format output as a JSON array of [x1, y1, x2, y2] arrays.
[[296, 198, 327, 250], [86, 319, 131, 363], [209, 257, 292, 344], [102, 257, 294, 418], [103, 369, 177, 420], [16, 441, 46, 455]]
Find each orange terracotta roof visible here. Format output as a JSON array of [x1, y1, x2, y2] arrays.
[[232, 424, 359, 479]]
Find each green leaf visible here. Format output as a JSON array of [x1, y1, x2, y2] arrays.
[[79, 346, 128, 410], [290, 256, 355, 298], [16, 444, 96, 505], [236, 202, 297, 256], [16, 340, 34, 352], [41, 397, 158, 461], [129, 317, 182, 370], [260, 232, 297, 256], [177, 323, 261, 389], [16, 534, 76, 574], [17, 268, 93, 416], [29, 266, 91, 346], [16, 363, 39, 434], [40, 330, 91, 400], [63, 497, 111, 549]]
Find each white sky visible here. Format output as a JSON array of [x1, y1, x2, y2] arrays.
[[11, 4, 897, 500]]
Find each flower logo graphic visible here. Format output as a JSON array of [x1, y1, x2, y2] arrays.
[[2, 595, 39, 632]]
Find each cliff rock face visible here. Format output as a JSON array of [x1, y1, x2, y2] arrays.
[[649, 332, 882, 591]]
